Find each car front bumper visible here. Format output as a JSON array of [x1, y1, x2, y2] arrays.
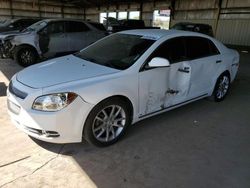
[[7, 79, 94, 144]]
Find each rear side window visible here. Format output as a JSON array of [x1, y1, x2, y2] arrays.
[[150, 37, 186, 64], [65, 21, 89, 32], [185, 36, 215, 60]]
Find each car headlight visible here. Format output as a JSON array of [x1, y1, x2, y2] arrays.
[[32, 92, 78, 112]]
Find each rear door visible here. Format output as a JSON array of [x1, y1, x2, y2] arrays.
[[184, 36, 221, 98]]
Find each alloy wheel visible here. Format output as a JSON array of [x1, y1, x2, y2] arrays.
[[92, 105, 126, 142], [216, 75, 229, 99], [20, 50, 33, 65]]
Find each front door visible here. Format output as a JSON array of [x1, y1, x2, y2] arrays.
[[41, 21, 68, 57], [139, 37, 191, 117]]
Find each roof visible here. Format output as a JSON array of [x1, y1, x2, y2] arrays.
[[40, 18, 100, 24], [119, 29, 207, 40]]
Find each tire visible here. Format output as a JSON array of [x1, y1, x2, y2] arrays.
[[210, 73, 230, 102], [83, 98, 132, 147], [14, 46, 37, 67]]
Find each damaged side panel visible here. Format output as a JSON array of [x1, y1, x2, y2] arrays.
[[139, 61, 193, 117], [139, 68, 169, 116]]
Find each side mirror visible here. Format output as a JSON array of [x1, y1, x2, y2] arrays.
[[148, 57, 170, 68]]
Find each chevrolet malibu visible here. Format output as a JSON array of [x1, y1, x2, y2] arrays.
[[7, 29, 239, 147]]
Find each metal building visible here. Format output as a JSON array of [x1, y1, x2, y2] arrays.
[[0, 0, 249, 46]]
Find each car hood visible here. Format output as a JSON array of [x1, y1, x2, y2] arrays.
[[16, 55, 119, 89]]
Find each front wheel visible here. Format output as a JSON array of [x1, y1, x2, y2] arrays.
[[211, 73, 230, 102], [83, 98, 131, 147], [14, 46, 37, 67]]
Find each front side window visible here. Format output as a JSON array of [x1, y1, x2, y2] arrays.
[[75, 34, 155, 70], [44, 22, 65, 34], [150, 37, 186, 64], [65, 21, 89, 33]]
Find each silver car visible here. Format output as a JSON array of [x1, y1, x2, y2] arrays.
[[0, 19, 107, 66]]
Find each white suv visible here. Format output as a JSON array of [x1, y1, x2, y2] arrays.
[[0, 19, 107, 66]]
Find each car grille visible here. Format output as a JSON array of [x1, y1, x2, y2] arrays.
[[8, 81, 28, 99]]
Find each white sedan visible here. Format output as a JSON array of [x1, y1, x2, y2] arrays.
[[7, 29, 239, 147]]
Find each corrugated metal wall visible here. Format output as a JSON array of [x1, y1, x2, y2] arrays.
[[171, 0, 250, 46], [0, 0, 249, 46], [0, 0, 85, 19]]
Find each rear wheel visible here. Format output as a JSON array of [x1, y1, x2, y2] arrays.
[[83, 98, 131, 147], [211, 73, 230, 102], [14, 46, 37, 67]]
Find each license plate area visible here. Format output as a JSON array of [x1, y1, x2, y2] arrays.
[[7, 100, 21, 115]]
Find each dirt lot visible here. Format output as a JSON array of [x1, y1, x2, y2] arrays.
[[0, 52, 250, 188]]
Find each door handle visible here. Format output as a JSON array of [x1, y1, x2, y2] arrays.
[[178, 67, 190, 73], [216, 60, 222, 63]]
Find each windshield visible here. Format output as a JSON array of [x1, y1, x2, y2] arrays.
[[23, 20, 47, 32], [75, 33, 155, 70]]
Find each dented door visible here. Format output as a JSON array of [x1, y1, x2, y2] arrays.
[[139, 67, 170, 116], [164, 61, 192, 107], [139, 36, 192, 116], [139, 61, 191, 116]]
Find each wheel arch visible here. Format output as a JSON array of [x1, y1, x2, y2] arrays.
[[14, 44, 39, 57], [81, 94, 135, 145], [210, 69, 231, 95], [94, 95, 134, 120]]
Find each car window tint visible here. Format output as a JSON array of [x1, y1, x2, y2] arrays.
[[208, 39, 220, 55], [65, 21, 89, 32], [151, 37, 186, 63], [46, 22, 64, 34], [185, 36, 219, 59], [76, 34, 154, 70], [12, 20, 21, 29], [185, 36, 211, 59]]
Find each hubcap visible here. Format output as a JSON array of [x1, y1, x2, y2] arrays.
[[92, 105, 126, 142], [216, 76, 229, 99], [20, 50, 33, 65]]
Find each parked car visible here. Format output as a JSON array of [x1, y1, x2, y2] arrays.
[[0, 19, 107, 66], [172, 22, 214, 37], [7, 29, 239, 147], [0, 18, 41, 33], [104, 17, 160, 33]]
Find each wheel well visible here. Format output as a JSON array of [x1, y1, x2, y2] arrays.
[[99, 95, 134, 119], [221, 70, 231, 81], [15, 44, 38, 56]]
